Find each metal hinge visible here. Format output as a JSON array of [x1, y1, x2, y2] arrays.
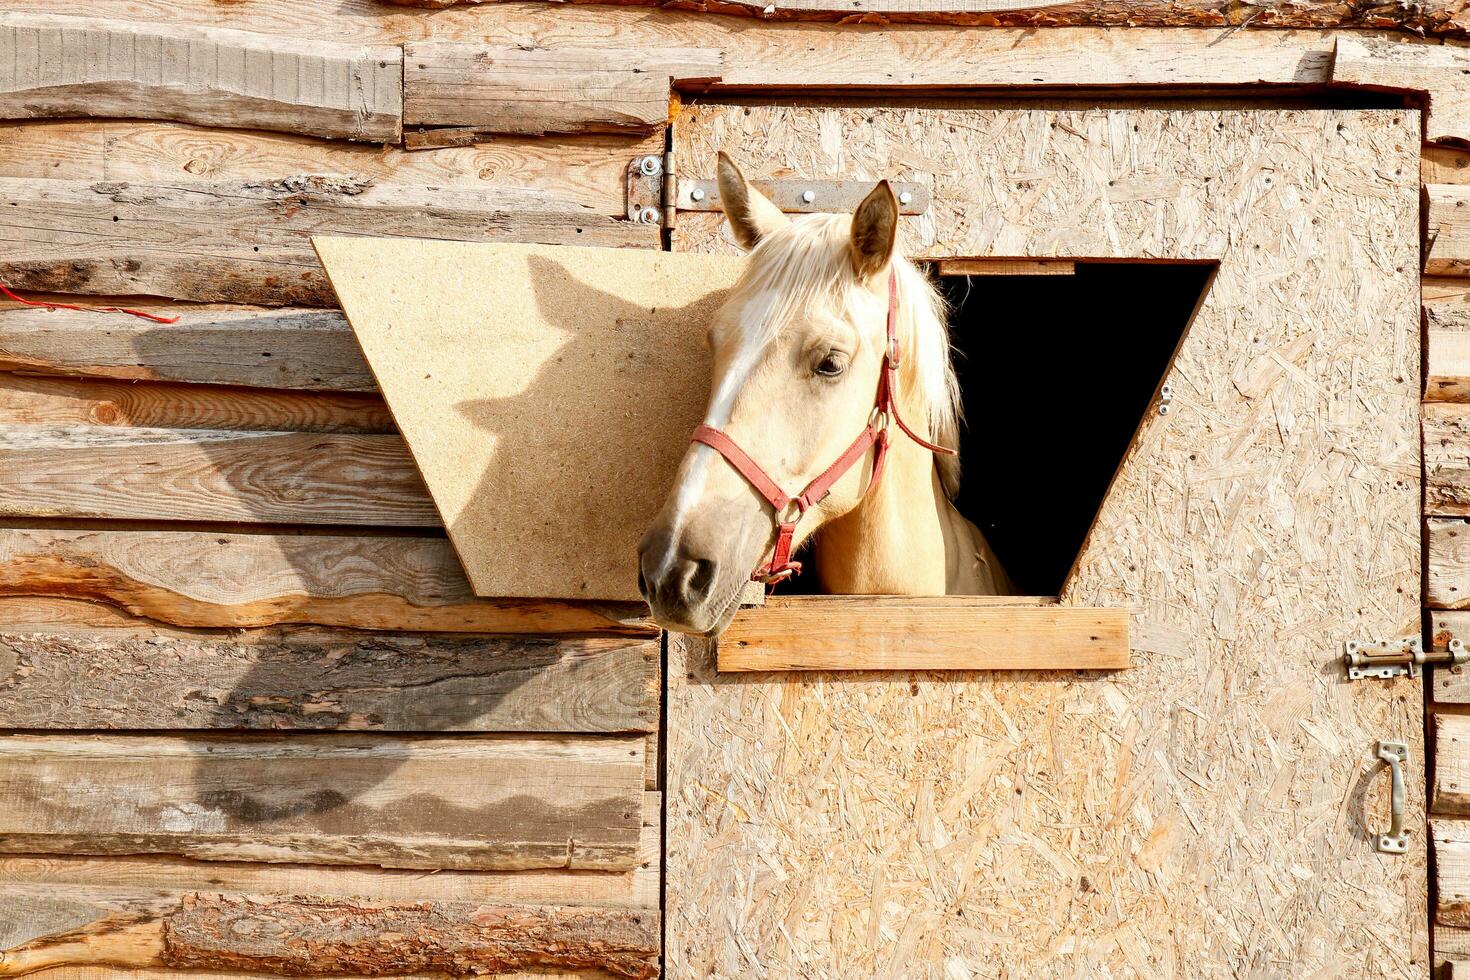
[[627, 157, 931, 228], [1343, 636, 1467, 680]]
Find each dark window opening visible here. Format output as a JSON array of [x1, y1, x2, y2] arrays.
[[943, 261, 1214, 595]]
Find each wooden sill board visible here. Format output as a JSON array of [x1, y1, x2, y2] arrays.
[[717, 596, 1129, 672]]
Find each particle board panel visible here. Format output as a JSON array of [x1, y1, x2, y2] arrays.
[[0, 13, 402, 142], [668, 106, 1423, 975], [0, 177, 657, 306], [0, 527, 656, 636], [315, 237, 746, 602], [0, 628, 658, 732], [718, 598, 1129, 671], [0, 733, 645, 871], [0, 426, 435, 526]]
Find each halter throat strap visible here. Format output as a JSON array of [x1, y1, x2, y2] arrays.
[[690, 266, 956, 585]]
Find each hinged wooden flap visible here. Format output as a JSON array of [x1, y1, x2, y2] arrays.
[[314, 237, 743, 601]]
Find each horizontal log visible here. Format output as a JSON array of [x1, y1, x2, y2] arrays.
[[0, 13, 402, 142], [1438, 714, 1470, 815], [1332, 36, 1470, 147], [1430, 518, 1470, 609], [0, 628, 658, 732], [0, 120, 661, 215], [0, 177, 656, 305], [0, 374, 393, 433], [1432, 611, 1470, 703], [1427, 147, 1470, 186], [0, 425, 434, 526], [0, 733, 646, 871], [0, 303, 374, 391], [1431, 330, 1470, 401], [377, 0, 1470, 38], [404, 43, 721, 140], [1430, 184, 1470, 278], [718, 597, 1129, 672], [0, 889, 659, 979], [1426, 405, 1470, 516], [0, 528, 656, 635]]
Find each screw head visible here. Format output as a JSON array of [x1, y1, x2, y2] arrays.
[[1158, 404, 1171, 415], [690, 188, 706, 202], [898, 191, 913, 206], [801, 189, 815, 204], [637, 206, 661, 224], [639, 155, 662, 178]]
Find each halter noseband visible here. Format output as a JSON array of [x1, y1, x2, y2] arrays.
[[690, 268, 957, 585]]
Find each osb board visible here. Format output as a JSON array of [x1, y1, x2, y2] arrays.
[[667, 107, 1424, 975], [315, 238, 745, 600]]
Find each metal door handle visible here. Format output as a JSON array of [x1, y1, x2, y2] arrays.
[[1376, 740, 1408, 854]]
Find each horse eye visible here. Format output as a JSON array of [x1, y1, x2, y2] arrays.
[[814, 352, 847, 378]]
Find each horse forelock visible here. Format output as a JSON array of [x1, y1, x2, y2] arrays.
[[716, 214, 964, 496]]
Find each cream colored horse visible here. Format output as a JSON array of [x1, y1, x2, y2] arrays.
[[638, 154, 1011, 635]]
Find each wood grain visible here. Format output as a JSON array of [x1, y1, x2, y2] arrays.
[[1429, 518, 1470, 609], [405, 44, 721, 140], [1429, 331, 1470, 401], [0, 888, 659, 979], [1431, 279, 1470, 334], [0, 303, 374, 391], [1427, 147, 1470, 186], [0, 120, 660, 216], [0, 528, 656, 635], [718, 599, 1129, 672], [0, 628, 658, 732], [0, 177, 657, 306], [0, 733, 645, 871], [1332, 36, 1470, 146], [0, 374, 393, 433], [1440, 819, 1470, 927], [1427, 404, 1470, 516], [0, 426, 435, 526], [0, 13, 402, 142], [1430, 184, 1470, 278], [1438, 714, 1470, 815], [1436, 611, 1470, 703], [377, 0, 1470, 37]]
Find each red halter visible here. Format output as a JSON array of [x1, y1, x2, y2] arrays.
[[690, 268, 957, 585]]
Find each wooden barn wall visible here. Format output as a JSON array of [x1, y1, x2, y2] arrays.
[[0, 1, 1468, 976]]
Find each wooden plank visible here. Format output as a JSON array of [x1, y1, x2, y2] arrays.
[[405, 44, 722, 141], [1438, 819, 1470, 926], [1430, 518, 1470, 608], [1439, 927, 1470, 972], [1430, 184, 1470, 278], [0, 889, 658, 979], [378, 0, 1470, 35], [1446, 961, 1470, 980], [0, 628, 658, 732], [1438, 714, 1470, 815], [1429, 330, 1470, 401], [1432, 610, 1470, 703], [0, 13, 402, 143], [0, 120, 658, 215], [1427, 146, 1470, 185], [0, 425, 435, 526], [0, 528, 656, 636], [315, 237, 745, 601], [0, 374, 393, 433], [1429, 404, 1470, 515], [1332, 36, 1470, 146], [0, 177, 657, 306], [717, 599, 1129, 671], [0, 733, 645, 871], [936, 258, 1077, 276], [0, 303, 374, 391]]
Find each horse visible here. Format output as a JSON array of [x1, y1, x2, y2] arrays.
[[638, 153, 1012, 635]]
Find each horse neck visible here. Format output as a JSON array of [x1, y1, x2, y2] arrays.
[[812, 399, 959, 595]]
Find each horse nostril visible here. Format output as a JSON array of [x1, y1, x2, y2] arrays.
[[636, 565, 650, 600], [684, 557, 716, 600]]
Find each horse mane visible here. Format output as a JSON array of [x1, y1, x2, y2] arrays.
[[728, 213, 964, 496]]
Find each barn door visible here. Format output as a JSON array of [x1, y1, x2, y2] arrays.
[[665, 103, 1426, 975]]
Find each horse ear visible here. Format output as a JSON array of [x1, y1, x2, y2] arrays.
[[717, 152, 788, 250], [849, 181, 899, 280]]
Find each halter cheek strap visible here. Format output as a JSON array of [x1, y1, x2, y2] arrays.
[[690, 267, 957, 585]]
